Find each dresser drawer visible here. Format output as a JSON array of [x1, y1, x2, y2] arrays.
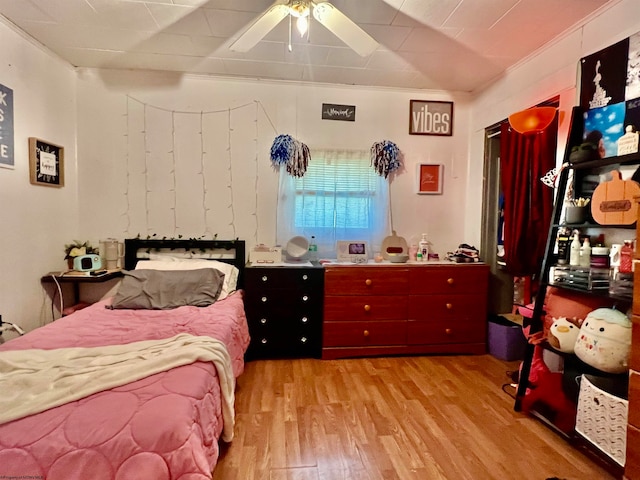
[[245, 289, 323, 315], [247, 309, 319, 332], [408, 294, 486, 321], [627, 425, 640, 480], [630, 371, 640, 428], [408, 265, 488, 294], [247, 332, 319, 358], [633, 316, 640, 372], [324, 266, 409, 295], [407, 318, 486, 345], [324, 295, 407, 321], [323, 320, 407, 347], [245, 267, 323, 292]]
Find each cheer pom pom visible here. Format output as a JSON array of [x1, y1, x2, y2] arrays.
[[370, 140, 402, 178]]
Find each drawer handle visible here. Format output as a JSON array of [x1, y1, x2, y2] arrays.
[[302, 274, 308, 280], [261, 296, 267, 303], [260, 318, 267, 324], [261, 275, 268, 282], [446, 303, 453, 310], [301, 316, 308, 323], [445, 328, 452, 335], [261, 338, 268, 344], [365, 279, 372, 286], [363, 330, 370, 337], [300, 336, 307, 343], [447, 278, 455, 285], [364, 304, 371, 312]]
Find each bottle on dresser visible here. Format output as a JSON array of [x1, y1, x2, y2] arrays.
[[418, 234, 429, 261], [308, 236, 318, 262]]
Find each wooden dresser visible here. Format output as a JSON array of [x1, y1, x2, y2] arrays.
[[244, 264, 324, 360], [626, 201, 640, 480], [322, 263, 489, 360]]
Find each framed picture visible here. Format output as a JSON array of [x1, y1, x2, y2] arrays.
[[409, 100, 453, 136], [417, 164, 443, 194], [29, 137, 64, 187]]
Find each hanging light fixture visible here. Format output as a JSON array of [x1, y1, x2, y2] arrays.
[[289, 1, 310, 37], [508, 106, 557, 134], [287, 1, 311, 51]]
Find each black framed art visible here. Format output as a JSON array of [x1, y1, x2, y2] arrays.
[[29, 137, 64, 187]]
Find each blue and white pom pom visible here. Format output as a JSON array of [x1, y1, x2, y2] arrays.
[[371, 140, 402, 178], [270, 134, 310, 177], [270, 134, 295, 168]]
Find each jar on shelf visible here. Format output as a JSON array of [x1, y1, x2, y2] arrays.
[[619, 240, 634, 273]]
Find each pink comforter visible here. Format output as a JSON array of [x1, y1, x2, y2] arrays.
[[0, 291, 250, 479]]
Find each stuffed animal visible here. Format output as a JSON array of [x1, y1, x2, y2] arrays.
[[574, 308, 632, 373], [548, 316, 582, 353], [521, 345, 576, 433]]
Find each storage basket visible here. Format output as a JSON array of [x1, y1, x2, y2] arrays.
[[487, 316, 526, 361], [575, 374, 628, 466]]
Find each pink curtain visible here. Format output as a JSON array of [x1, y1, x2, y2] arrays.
[[499, 119, 557, 276]]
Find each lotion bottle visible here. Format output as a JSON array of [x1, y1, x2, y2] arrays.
[[569, 232, 581, 266], [418, 234, 429, 261], [579, 237, 591, 267]]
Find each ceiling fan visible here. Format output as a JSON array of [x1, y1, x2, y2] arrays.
[[229, 0, 379, 57]]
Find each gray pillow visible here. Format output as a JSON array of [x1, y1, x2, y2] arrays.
[[110, 268, 225, 310]]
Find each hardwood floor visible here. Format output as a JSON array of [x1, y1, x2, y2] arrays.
[[213, 354, 617, 480]]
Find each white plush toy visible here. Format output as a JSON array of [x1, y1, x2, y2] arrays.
[[548, 316, 581, 353], [574, 308, 632, 374]]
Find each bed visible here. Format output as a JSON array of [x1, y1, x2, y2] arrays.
[[0, 238, 250, 479]]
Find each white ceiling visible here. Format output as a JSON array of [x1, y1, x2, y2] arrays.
[[0, 0, 614, 92]]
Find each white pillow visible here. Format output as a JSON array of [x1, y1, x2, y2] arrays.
[[135, 259, 239, 300]]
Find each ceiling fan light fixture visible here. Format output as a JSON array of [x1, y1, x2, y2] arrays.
[[289, 1, 310, 18], [296, 15, 309, 36], [508, 106, 557, 134]]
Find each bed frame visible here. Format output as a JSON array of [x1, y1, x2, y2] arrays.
[[124, 238, 246, 288]]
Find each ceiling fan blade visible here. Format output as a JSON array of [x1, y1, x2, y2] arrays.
[[312, 2, 379, 57], [229, 1, 290, 52]]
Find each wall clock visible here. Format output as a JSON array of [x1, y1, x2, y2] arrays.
[[29, 137, 64, 187]]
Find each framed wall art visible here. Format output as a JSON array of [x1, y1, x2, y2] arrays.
[[409, 100, 453, 136], [417, 163, 443, 194], [29, 137, 64, 187]]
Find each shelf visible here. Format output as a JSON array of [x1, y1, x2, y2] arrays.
[[546, 282, 632, 303], [570, 150, 640, 170], [41, 270, 123, 283], [553, 222, 636, 229]]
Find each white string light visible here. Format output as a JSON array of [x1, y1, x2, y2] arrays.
[[123, 96, 131, 236], [227, 108, 236, 238], [143, 104, 151, 235], [253, 101, 259, 245], [170, 111, 178, 236], [122, 96, 278, 240]]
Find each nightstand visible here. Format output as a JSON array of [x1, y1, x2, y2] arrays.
[[41, 270, 123, 313], [243, 264, 324, 359]]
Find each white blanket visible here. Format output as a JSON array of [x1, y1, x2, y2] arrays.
[[0, 333, 237, 441]]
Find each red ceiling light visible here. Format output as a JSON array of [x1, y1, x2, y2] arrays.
[[508, 106, 557, 134]]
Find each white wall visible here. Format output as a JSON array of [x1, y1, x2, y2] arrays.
[[3, 0, 639, 338], [0, 20, 77, 338], [467, 0, 640, 244], [76, 69, 472, 261]]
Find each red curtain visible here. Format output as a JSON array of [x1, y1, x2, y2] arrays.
[[500, 120, 557, 276]]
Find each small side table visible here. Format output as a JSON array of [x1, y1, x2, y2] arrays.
[[41, 270, 123, 313]]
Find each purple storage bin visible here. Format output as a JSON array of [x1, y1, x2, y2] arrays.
[[488, 316, 527, 361]]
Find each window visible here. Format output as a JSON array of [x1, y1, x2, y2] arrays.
[[277, 149, 390, 258]]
